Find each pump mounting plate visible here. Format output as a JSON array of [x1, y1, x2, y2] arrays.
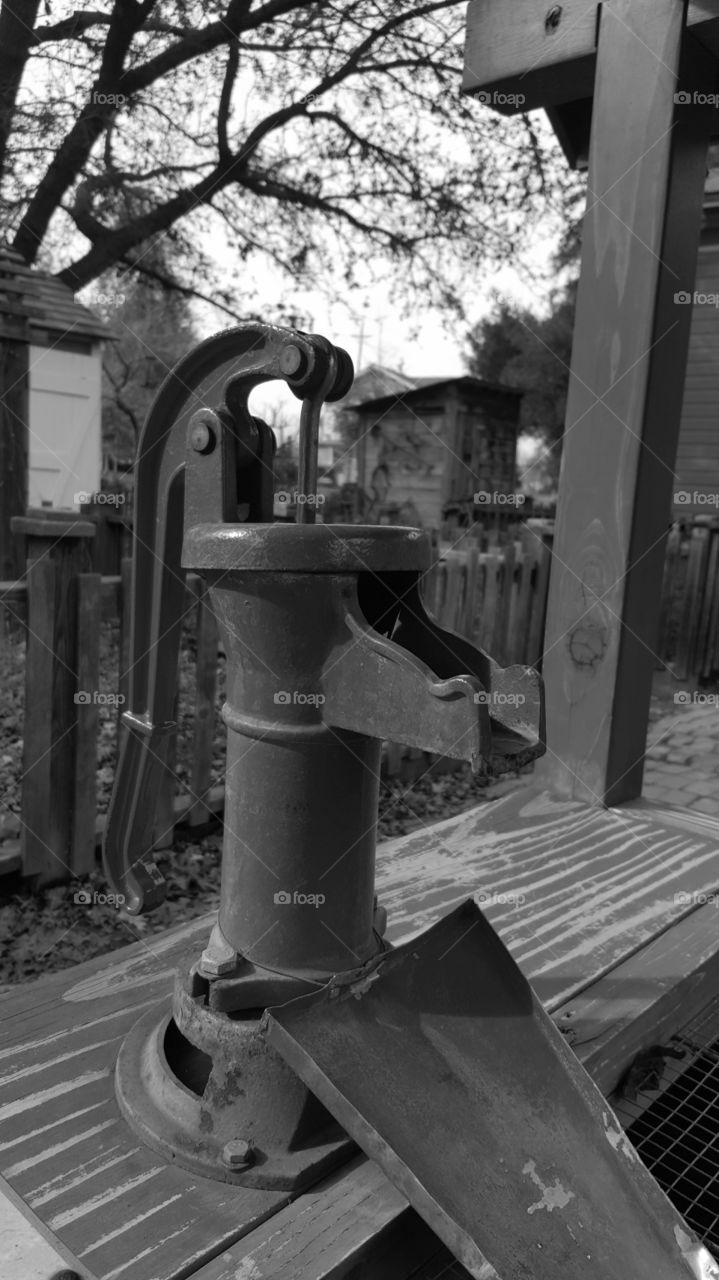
[[263, 900, 710, 1280]]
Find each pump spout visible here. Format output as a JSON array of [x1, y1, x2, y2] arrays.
[[320, 575, 544, 774]]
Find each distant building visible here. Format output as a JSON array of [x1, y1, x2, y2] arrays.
[[336, 367, 523, 528], [0, 248, 109, 511]]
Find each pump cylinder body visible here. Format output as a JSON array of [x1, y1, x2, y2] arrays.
[[209, 572, 381, 978]]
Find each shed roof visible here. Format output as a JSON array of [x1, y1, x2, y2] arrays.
[[0, 246, 109, 342], [348, 371, 523, 411]]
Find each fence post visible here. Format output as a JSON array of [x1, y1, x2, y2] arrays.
[[12, 514, 95, 884], [73, 572, 102, 875], [188, 583, 219, 826]]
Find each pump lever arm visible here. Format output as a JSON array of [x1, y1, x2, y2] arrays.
[[103, 323, 352, 914]]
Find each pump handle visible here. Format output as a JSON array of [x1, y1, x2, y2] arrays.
[[103, 323, 352, 914]]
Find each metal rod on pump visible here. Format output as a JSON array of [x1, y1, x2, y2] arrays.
[[295, 344, 337, 524]]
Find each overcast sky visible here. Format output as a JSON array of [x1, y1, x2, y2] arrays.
[[190, 217, 562, 433]]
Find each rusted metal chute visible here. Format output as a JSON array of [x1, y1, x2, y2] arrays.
[[103, 323, 711, 1279]]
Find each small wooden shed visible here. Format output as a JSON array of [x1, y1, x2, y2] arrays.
[[0, 248, 109, 576], [341, 371, 522, 527]]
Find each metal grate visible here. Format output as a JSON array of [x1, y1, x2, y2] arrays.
[[611, 995, 719, 1255]]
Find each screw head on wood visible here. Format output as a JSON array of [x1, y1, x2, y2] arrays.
[[222, 1139, 255, 1169], [545, 5, 562, 31]]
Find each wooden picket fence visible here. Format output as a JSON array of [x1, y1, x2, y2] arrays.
[[422, 525, 553, 669], [0, 552, 223, 883], [2, 513, 718, 882], [658, 517, 719, 681]]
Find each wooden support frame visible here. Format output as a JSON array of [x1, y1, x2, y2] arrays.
[[463, 0, 719, 113], [534, 0, 717, 804]]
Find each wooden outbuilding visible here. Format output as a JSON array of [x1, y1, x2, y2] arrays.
[[0, 247, 109, 577]]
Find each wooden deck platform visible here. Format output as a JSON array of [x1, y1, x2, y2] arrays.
[[3, 786, 719, 1280]]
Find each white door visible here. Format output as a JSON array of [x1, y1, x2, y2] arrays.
[[27, 344, 102, 509]]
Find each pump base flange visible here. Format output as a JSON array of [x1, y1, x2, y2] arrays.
[[115, 997, 356, 1190]]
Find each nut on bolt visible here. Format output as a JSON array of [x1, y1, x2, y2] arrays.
[[189, 409, 219, 454], [223, 1139, 255, 1169]]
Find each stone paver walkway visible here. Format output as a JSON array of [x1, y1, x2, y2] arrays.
[[644, 699, 719, 816]]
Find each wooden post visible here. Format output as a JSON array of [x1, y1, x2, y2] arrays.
[[188, 585, 219, 826], [73, 572, 102, 875], [12, 515, 96, 882], [0, 334, 28, 581], [537, 0, 716, 804]]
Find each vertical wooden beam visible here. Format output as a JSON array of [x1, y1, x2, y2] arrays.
[[13, 517, 96, 882], [539, 0, 716, 804], [0, 336, 28, 580], [188, 584, 219, 826], [72, 572, 102, 875]]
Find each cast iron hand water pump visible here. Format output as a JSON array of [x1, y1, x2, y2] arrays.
[[104, 324, 711, 1280], [103, 321, 542, 1186]]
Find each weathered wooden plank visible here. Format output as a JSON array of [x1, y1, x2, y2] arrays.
[[188, 1157, 441, 1280], [188, 588, 219, 825], [657, 523, 682, 661], [72, 573, 102, 876], [491, 539, 513, 661], [461, 545, 479, 640], [463, 0, 719, 112], [0, 337, 28, 581], [477, 554, 499, 654], [552, 895, 719, 1098], [539, 1, 714, 804], [117, 555, 132, 724], [19, 557, 55, 879], [441, 557, 462, 632], [1, 1171, 91, 1280], [3, 787, 719, 1278], [526, 537, 551, 669], [676, 522, 710, 678]]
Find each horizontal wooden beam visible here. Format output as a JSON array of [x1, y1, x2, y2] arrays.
[[463, 0, 719, 113]]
